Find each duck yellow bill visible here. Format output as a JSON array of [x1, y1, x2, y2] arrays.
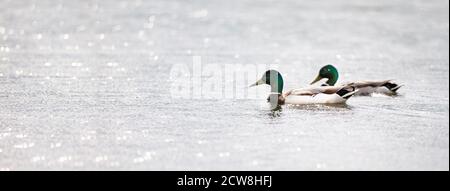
[[249, 79, 264, 87], [310, 75, 323, 85]]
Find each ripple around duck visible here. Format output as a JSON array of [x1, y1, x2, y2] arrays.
[[284, 103, 353, 111]]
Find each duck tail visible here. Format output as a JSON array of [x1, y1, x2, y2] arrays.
[[383, 81, 403, 92], [336, 86, 358, 99]]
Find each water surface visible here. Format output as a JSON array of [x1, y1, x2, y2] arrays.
[[0, 0, 448, 170]]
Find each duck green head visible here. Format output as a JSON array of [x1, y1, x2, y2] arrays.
[[310, 64, 339, 86], [249, 69, 284, 94]]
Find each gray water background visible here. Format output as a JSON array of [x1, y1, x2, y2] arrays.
[[0, 0, 448, 170]]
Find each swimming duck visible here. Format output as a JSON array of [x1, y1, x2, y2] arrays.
[[250, 70, 357, 106], [310, 65, 403, 96]]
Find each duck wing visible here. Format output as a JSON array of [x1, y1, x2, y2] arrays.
[[342, 80, 403, 92], [285, 86, 346, 96], [342, 80, 390, 88]]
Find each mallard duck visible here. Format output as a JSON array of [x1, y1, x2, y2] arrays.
[[250, 70, 357, 106], [310, 65, 403, 96]]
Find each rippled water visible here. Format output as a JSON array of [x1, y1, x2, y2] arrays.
[[0, 0, 448, 170]]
